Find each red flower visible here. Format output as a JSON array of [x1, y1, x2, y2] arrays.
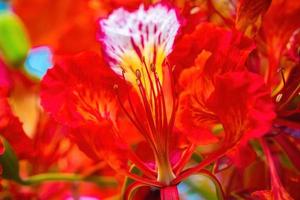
[[40, 3, 275, 199], [251, 139, 294, 200], [235, 0, 272, 36], [0, 58, 117, 199], [13, 0, 103, 54], [0, 60, 34, 160], [169, 22, 255, 78], [260, 0, 300, 86]]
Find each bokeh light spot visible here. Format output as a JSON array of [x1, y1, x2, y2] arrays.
[[25, 46, 53, 78]]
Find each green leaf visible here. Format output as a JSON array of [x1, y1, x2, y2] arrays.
[[0, 11, 30, 67], [0, 137, 22, 183]]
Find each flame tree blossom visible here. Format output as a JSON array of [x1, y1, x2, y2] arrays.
[[0, 58, 117, 199], [40, 3, 275, 199]]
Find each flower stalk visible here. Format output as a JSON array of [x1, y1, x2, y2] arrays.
[[156, 153, 176, 185], [160, 185, 180, 200], [21, 173, 118, 187]]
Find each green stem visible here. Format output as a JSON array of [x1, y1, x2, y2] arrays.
[[21, 173, 117, 187]]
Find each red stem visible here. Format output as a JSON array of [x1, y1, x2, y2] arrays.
[[160, 185, 180, 200]]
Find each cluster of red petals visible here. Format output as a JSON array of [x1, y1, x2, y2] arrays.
[[1, 0, 300, 199], [40, 51, 133, 171], [0, 58, 109, 198], [0, 60, 34, 160], [40, 14, 276, 199], [173, 23, 275, 168]]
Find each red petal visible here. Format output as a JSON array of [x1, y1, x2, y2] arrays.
[[40, 51, 131, 170], [0, 63, 34, 159], [236, 0, 271, 35], [226, 143, 257, 170], [135, 141, 156, 170], [176, 88, 219, 145], [169, 23, 254, 78], [176, 53, 219, 145], [0, 98, 34, 160], [69, 122, 130, 172], [30, 114, 75, 171], [13, 0, 101, 54], [109, 0, 149, 11], [275, 64, 300, 117], [41, 51, 125, 127], [252, 190, 274, 200], [262, 0, 300, 86], [207, 72, 275, 145]]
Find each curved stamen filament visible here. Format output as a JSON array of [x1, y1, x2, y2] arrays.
[[114, 85, 158, 155], [115, 58, 179, 184], [124, 170, 163, 187], [136, 62, 177, 184], [128, 151, 157, 179], [137, 76, 162, 151], [111, 125, 156, 178], [153, 70, 168, 152]]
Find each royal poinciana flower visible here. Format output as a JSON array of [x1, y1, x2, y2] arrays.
[[0, 61, 117, 199], [41, 3, 275, 199], [0, 60, 35, 160]]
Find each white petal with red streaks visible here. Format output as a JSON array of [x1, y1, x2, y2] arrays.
[[100, 4, 180, 76]]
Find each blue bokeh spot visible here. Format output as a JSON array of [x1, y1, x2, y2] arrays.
[[25, 46, 53, 78], [0, 2, 10, 11]]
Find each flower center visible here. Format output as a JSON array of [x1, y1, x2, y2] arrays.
[[114, 60, 177, 185], [101, 4, 181, 185]]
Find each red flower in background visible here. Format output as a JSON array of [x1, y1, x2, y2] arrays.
[[12, 0, 102, 55], [40, 3, 275, 199], [1, 0, 299, 199], [0, 58, 118, 199], [12, 0, 151, 56], [0, 60, 34, 160]]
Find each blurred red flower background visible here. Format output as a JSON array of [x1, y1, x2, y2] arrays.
[[0, 0, 300, 199]]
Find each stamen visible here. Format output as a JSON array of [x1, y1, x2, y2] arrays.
[[137, 80, 158, 139], [113, 84, 119, 90], [113, 83, 157, 152], [142, 61, 166, 147], [277, 67, 286, 86], [150, 63, 156, 72], [154, 72, 168, 148], [165, 61, 178, 144], [136, 69, 141, 79], [276, 93, 283, 103]]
